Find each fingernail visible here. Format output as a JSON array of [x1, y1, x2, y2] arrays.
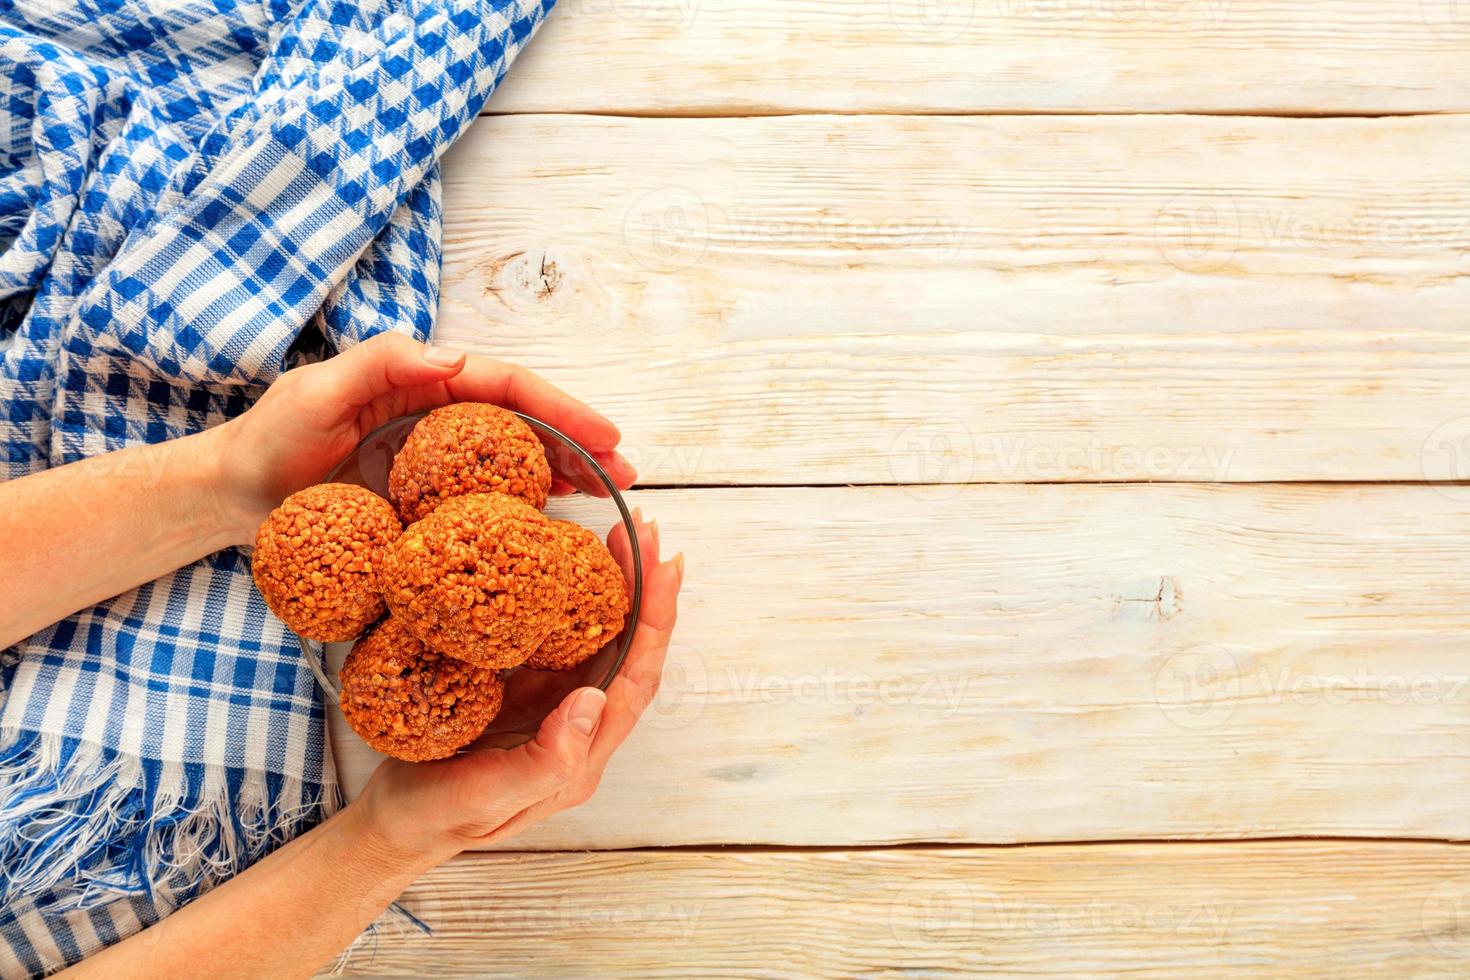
[[568, 688, 606, 736], [631, 506, 643, 524], [650, 518, 660, 552], [424, 345, 466, 367], [673, 552, 685, 583]]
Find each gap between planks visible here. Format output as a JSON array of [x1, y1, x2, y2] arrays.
[[490, 835, 1470, 855], [622, 481, 1470, 491], [478, 108, 1470, 120]]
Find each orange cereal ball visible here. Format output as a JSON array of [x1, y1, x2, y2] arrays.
[[380, 494, 571, 669], [388, 403, 552, 523], [251, 483, 401, 642], [526, 521, 630, 672], [339, 617, 504, 762]]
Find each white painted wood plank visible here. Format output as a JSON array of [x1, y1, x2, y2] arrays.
[[436, 113, 1470, 485], [332, 842, 1470, 977], [332, 484, 1470, 846], [489, 0, 1470, 115]]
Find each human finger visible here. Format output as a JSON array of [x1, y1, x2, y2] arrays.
[[589, 513, 677, 766], [586, 555, 681, 773], [305, 332, 466, 414], [455, 686, 605, 834], [445, 357, 621, 452], [540, 442, 633, 499], [607, 507, 659, 595], [593, 450, 638, 491]]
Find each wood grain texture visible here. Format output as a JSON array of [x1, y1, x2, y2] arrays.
[[331, 484, 1470, 847], [436, 113, 1470, 485], [487, 0, 1470, 115], [331, 842, 1470, 977]]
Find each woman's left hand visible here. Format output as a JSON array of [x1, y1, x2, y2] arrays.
[[209, 332, 637, 543]]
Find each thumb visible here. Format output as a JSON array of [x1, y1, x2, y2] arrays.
[[315, 332, 467, 409], [470, 687, 606, 810]]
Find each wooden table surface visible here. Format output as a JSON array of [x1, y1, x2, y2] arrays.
[[331, 2, 1470, 974]]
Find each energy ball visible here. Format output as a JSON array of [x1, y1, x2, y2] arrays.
[[388, 403, 552, 523], [526, 521, 630, 672], [339, 617, 504, 762], [252, 483, 401, 642], [380, 494, 571, 669]]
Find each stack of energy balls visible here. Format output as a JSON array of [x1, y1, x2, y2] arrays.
[[250, 404, 630, 761]]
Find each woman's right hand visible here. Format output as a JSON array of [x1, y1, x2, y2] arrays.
[[353, 511, 681, 863]]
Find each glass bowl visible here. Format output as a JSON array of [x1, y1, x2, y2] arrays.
[[298, 410, 642, 753]]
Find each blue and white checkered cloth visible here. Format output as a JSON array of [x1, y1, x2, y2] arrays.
[[0, 0, 553, 972]]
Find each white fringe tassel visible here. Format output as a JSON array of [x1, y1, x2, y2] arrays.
[[0, 729, 332, 920]]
